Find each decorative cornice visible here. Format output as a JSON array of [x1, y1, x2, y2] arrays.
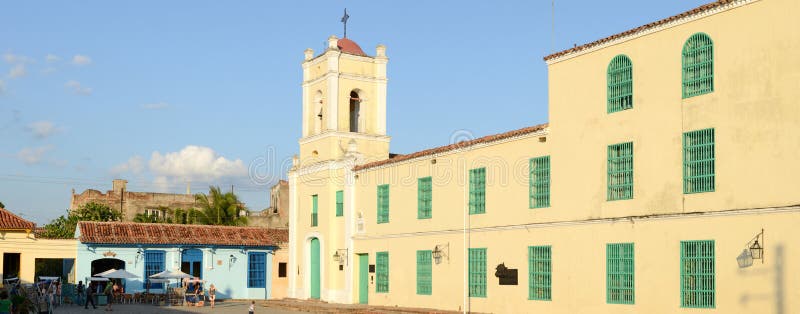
[[353, 204, 800, 240], [299, 130, 391, 145]]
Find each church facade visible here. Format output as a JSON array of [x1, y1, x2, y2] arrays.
[[288, 0, 800, 312]]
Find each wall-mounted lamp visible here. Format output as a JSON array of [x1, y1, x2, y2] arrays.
[[229, 254, 238, 265], [737, 229, 764, 268], [333, 249, 348, 266], [135, 248, 144, 263], [432, 243, 449, 265]]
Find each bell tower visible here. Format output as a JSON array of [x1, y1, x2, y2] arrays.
[[298, 35, 390, 165]]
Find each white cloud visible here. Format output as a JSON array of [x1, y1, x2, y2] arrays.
[[141, 102, 169, 110], [149, 145, 247, 182], [71, 54, 92, 66], [3, 53, 34, 64], [26, 121, 59, 139], [112, 155, 145, 175], [45, 54, 61, 63], [17, 145, 54, 165], [8, 64, 26, 78], [65, 80, 92, 95]]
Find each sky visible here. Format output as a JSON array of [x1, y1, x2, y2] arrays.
[[0, 0, 711, 224]]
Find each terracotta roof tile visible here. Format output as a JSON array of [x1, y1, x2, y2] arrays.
[[78, 221, 288, 247], [0, 208, 35, 230], [544, 0, 736, 62], [354, 123, 548, 171]]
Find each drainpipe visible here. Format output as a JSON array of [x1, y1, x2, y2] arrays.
[[462, 160, 469, 314]]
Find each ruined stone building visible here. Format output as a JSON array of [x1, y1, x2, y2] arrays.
[[249, 180, 289, 229], [70, 179, 197, 221]]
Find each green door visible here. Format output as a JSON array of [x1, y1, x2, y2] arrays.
[[310, 238, 321, 299], [358, 254, 369, 304]]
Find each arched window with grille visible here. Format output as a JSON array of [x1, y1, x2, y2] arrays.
[[682, 33, 714, 98], [607, 55, 633, 113]]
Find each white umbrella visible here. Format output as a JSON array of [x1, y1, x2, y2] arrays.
[[94, 269, 117, 277], [102, 269, 139, 279], [149, 270, 191, 279]]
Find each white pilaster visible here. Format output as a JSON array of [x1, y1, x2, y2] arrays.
[[287, 171, 298, 298]]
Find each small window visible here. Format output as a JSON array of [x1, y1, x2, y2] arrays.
[[468, 168, 486, 215], [376, 252, 389, 293], [247, 252, 266, 288], [607, 55, 633, 113], [680, 240, 715, 308], [608, 142, 634, 201], [144, 250, 166, 289], [377, 185, 389, 223], [683, 128, 715, 194], [311, 195, 318, 227], [278, 262, 287, 278], [335, 190, 344, 217], [417, 177, 432, 219], [682, 33, 714, 98], [607, 243, 634, 304], [529, 156, 550, 208]]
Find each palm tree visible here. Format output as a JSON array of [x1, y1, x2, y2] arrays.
[[194, 186, 248, 226]]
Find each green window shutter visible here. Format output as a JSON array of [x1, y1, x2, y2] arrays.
[[335, 190, 344, 217], [607, 142, 634, 201], [680, 240, 715, 308], [377, 184, 390, 223], [468, 248, 487, 298], [417, 177, 432, 219], [416, 250, 432, 295], [376, 251, 389, 293], [607, 55, 633, 113], [529, 156, 551, 208], [683, 128, 715, 194], [528, 246, 551, 301], [682, 33, 714, 98], [606, 243, 635, 304], [311, 194, 318, 227], [469, 168, 486, 215]]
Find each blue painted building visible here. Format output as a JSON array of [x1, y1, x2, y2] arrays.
[[75, 221, 287, 300]]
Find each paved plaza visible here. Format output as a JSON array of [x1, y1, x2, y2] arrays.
[[52, 301, 309, 314]]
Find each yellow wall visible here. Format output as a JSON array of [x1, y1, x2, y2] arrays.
[[0, 232, 78, 285], [290, 0, 800, 312], [270, 243, 290, 299]]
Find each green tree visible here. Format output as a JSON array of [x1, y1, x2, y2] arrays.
[[40, 202, 122, 238], [195, 186, 248, 226], [132, 206, 203, 225], [0, 201, 5, 208]]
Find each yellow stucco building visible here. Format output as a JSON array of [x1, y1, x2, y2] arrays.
[[288, 0, 800, 312]]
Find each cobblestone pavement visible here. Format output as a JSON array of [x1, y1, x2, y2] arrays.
[[50, 301, 310, 314]]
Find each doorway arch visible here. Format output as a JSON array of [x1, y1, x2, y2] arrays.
[[91, 258, 125, 276]]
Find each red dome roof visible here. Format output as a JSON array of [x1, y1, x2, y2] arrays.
[[337, 38, 367, 56]]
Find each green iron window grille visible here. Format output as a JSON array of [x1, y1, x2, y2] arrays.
[[311, 194, 318, 227], [680, 240, 715, 308], [468, 248, 487, 298], [418, 177, 432, 219], [682, 33, 714, 98], [528, 246, 552, 301], [529, 156, 550, 208], [607, 243, 634, 304], [469, 168, 486, 215], [376, 184, 389, 223], [416, 250, 432, 295], [376, 251, 389, 293], [607, 55, 633, 113], [608, 142, 634, 201], [683, 128, 715, 194], [335, 190, 343, 217]]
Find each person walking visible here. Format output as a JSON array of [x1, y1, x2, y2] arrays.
[[103, 282, 114, 311], [248, 300, 255, 314], [0, 291, 14, 314], [76, 281, 85, 306], [208, 284, 216, 309], [84, 282, 97, 309]]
